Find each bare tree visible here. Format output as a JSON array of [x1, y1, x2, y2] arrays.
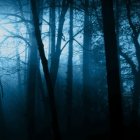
[[30, 0, 61, 140], [50, 0, 69, 86]]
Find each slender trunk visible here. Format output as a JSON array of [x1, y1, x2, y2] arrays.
[[101, 0, 124, 138], [66, 0, 73, 136], [16, 44, 22, 92], [26, 32, 38, 140], [14, 10, 22, 92], [49, 0, 56, 66], [30, 0, 61, 140], [17, 1, 38, 138], [131, 71, 140, 128], [0, 39, 5, 140], [0, 97, 6, 140], [126, 0, 140, 128], [25, 0, 44, 138], [50, 0, 69, 86], [83, 0, 92, 130]]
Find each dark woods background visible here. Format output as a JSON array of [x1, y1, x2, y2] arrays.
[[0, 0, 139, 140]]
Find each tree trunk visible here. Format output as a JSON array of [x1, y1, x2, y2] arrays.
[[49, 0, 56, 67], [26, 32, 38, 140], [30, 0, 61, 140], [83, 0, 92, 131], [126, 0, 140, 129], [131, 71, 140, 129], [50, 0, 69, 86], [0, 97, 6, 140], [66, 0, 73, 136], [101, 0, 124, 138]]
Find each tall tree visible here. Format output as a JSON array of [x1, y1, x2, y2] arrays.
[[50, 0, 69, 86], [16, 0, 38, 139], [125, 0, 140, 130], [101, 0, 124, 138], [30, 0, 61, 140], [66, 0, 73, 136], [82, 0, 92, 130], [49, 0, 56, 67]]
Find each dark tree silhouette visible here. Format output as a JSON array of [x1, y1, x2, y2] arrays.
[[0, 97, 6, 140], [30, 0, 61, 140], [49, 0, 56, 70], [50, 0, 69, 86], [66, 0, 73, 136], [125, 0, 140, 130], [82, 0, 92, 131], [15, 1, 39, 139], [101, 0, 124, 138]]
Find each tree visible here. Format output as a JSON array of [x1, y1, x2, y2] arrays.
[[82, 0, 92, 131], [49, 0, 56, 69], [30, 0, 61, 140], [66, 0, 73, 136], [50, 0, 69, 86], [116, 0, 140, 133], [16, 1, 39, 139], [0, 95, 6, 140], [125, 0, 140, 130], [101, 0, 124, 138]]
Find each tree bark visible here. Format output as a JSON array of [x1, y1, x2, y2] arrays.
[[26, 31, 38, 140], [30, 0, 61, 140], [66, 0, 73, 136], [49, 0, 56, 67], [126, 0, 140, 129], [101, 0, 124, 138], [83, 0, 92, 131], [50, 0, 69, 86], [0, 97, 6, 140]]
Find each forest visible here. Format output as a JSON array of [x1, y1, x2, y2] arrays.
[[0, 0, 140, 140]]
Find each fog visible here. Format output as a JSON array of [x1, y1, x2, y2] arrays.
[[0, 0, 139, 140]]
